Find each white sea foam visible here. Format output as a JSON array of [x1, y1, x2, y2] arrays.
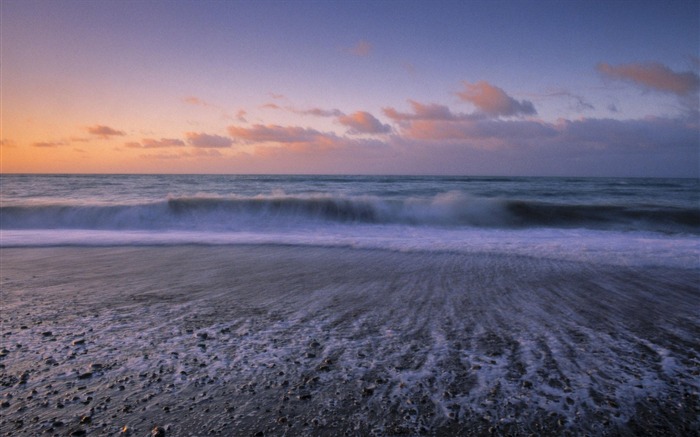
[[2, 246, 697, 435], [2, 226, 698, 269]]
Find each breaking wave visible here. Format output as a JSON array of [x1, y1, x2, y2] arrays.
[[1, 191, 698, 233]]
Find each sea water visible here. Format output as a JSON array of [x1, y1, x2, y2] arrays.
[[1, 174, 698, 267]]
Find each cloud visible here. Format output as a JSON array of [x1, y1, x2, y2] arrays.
[[545, 90, 595, 111], [260, 103, 282, 110], [226, 124, 387, 159], [294, 107, 344, 117], [185, 132, 233, 148], [347, 40, 372, 57], [140, 149, 223, 160], [398, 118, 556, 146], [183, 96, 210, 106], [0, 139, 17, 148], [125, 138, 186, 148], [338, 111, 391, 134], [228, 124, 329, 144], [384, 100, 461, 121], [87, 125, 125, 138], [388, 115, 698, 177], [457, 81, 537, 117], [597, 62, 700, 96], [32, 141, 67, 148]]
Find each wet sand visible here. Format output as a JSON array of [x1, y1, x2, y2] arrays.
[[1, 246, 698, 436]]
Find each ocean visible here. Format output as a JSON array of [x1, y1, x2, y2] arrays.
[[1, 174, 699, 435], [1, 174, 699, 267]]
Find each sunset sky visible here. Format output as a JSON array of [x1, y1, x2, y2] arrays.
[[1, 0, 698, 176]]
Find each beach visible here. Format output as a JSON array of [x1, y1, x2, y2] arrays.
[[1, 245, 698, 436]]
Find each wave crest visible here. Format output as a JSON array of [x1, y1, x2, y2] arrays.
[[1, 191, 698, 233]]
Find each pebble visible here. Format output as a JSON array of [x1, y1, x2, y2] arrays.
[[152, 425, 166, 437]]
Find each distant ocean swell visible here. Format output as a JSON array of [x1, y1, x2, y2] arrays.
[[2, 191, 698, 233]]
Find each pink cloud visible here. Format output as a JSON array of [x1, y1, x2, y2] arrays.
[[185, 132, 233, 148], [125, 138, 186, 148], [384, 100, 461, 121], [86, 125, 126, 138], [183, 96, 209, 106], [338, 111, 391, 134], [597, 62, 700, 96], [227, 124, 387, 158], [457, 81, 536, 117], [348, 40, 372, 57]]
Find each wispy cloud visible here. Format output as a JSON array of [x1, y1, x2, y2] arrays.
[[125, 138, 186, 148], [457, 81, 537, 117], [347, 40, 372, 57], [260, 103, 282, 110], [183, 96, 210, 107], [545, 90, 595, 112], [32, 141, 68, 148], [338, 111, 391, 134], [140, 148, 223, 160], [86, 125, 126, 139], [597, 62, 700, 96], [185, 132, 233, 148], [235, 110, 248, 123], [228, 124, 328, 144], [293, 107, 344, 117]]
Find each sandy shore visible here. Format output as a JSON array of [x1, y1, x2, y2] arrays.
[[1, 246, 698, 436]]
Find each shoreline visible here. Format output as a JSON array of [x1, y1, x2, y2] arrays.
[[1, 246, 698, 436]]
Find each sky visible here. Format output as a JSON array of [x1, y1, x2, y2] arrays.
[[1, 0, 699, 176]]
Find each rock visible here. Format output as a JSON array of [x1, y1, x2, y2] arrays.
[[151, 426, 166, 437], [41, 331, 53, 337], [78, 372, 93, 380], [72, 339, 85, 346]]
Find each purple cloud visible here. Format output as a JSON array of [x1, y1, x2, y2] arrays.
[[185, 132, 233, 148], [597, 62, 700, 96], [87, 125, 125, 139]]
